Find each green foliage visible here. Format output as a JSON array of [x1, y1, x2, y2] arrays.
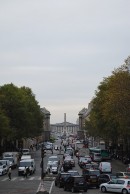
[[86, 57, 130, 145], [0, 83, 44, 141]]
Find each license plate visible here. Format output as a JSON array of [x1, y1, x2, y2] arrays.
[[91, 180, 96, 182]]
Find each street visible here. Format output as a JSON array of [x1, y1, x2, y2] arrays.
[[0, 139, 127, 194]]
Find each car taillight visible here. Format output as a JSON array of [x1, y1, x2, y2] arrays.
[[127, 184, 130, 188]]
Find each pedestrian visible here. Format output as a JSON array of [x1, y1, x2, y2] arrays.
[[24, 166, 27, 178], [8, 167, 11, 180]]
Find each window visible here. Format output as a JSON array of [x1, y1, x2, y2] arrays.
[[117, 180, 125, 185]]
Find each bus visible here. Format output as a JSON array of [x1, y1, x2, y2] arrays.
[[89, 147, 101, 156], [89, 147, 111, 161]]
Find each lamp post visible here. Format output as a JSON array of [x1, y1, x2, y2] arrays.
[[41, 143, 45, 180]]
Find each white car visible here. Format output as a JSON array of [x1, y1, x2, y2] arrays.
[[0, 164, 7, 175], [51, 163, 58, 174], [100, 179, 130, 194]]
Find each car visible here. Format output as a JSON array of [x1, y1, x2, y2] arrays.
[[84, 155, 92, 163], [98, 173, 117, 186], [22, 149, 30, 155], [0, 164, 7, 176], [78, 157, 90, 168], [55, 172, 71, 188], [64, 176, 88, 192], [48, 156, 60, 166], [99, 162, 112, 174], [0, 160, 10, 170], [54, 145, 59, 150], [45, 144, 53, 150], [100, 179, 130, 193], [82, 168, 100, 188], [116, 172, 130, 179], [18, 159, 36, 176], [50, 163, 58, 174], [63, 160, 72, 171]]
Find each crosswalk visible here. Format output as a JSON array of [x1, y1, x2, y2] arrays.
[[0, 176, 55, 182]]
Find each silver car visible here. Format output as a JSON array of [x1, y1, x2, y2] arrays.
[[100, 179, 130, 194]]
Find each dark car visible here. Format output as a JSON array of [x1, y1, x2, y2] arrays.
[[82, 169, 100, 188], [64, 176, 88, 192], [55, 172, 71, 188], [63, 160, 72, 171], [98, 173, 117, 186]]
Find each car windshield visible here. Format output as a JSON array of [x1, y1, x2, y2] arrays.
[[19, 161, 31, 167], [61, 174, 70, 178], [89, 171, 100, 175], [48, 158, 58, 161], [68, 171, 79, 176], [4, 157, 13, 162], [75, 177, 84, 183]]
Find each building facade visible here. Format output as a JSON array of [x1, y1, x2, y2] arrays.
[[51, 122, 79, 136]]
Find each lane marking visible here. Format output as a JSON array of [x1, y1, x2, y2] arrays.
[[49, 181, 54, 194], [1, 178, 8, 181]]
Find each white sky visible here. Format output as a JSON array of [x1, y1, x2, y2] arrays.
[[0, 0, 130, 124]]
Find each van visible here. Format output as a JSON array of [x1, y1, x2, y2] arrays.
[[92, 153, 102, 162], [18, 159, 36, 176], [99, 162, 112, 173], [2, 152, 18, 168]]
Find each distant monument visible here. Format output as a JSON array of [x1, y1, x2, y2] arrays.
[[64, 113, 66, 135]]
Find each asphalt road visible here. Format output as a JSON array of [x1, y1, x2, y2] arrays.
[[0, 139, 127, 194]]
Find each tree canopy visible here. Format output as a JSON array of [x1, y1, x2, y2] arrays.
[[0, 83, 44, 141]]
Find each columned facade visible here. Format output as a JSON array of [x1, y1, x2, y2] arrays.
[[51, 122, 79, 135]]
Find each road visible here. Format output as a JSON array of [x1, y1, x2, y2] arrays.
[[0, 139, 127, 194]]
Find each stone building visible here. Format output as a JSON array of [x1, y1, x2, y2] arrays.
[[41, 107, 51, 141], [51, 122, 79, 136]]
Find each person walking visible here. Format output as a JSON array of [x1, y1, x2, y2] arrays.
[[8, 167, 12, 180], [24, 166, 27, 178]]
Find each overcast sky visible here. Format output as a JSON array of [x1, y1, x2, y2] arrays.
[[0, 0, 130, 124]]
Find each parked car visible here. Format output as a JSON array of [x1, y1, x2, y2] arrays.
[[100, 179, 130, 193], [55, 172, 71, 188], [82, 168, 100, 188], [99, 162, 112, 174], [0, 164, 7, 176], [98, 173, 117, 186], [64, 176, 88, 192], [116, 172, 130, 179]]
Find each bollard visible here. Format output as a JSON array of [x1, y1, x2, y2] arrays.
[[36, 181, 49, 194]]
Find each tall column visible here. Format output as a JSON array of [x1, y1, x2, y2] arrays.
[[64, 113, 66, 135]]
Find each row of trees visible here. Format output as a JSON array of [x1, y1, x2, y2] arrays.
[[0, 83, 44, 152], [85, 56, 130, 157]]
